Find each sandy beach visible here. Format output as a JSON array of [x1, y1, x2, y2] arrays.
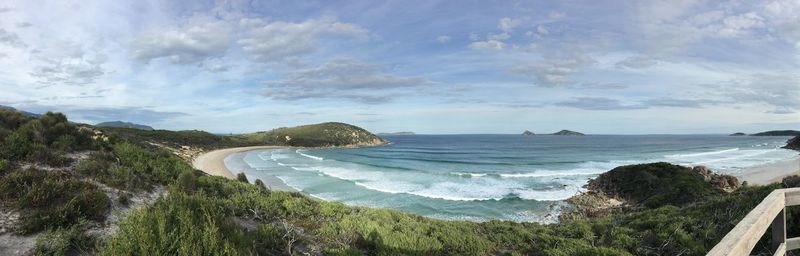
[[737, 155, 800, 185], [192, 145, 285, 179]]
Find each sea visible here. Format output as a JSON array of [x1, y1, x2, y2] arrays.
[[231, 134, 799, 223]]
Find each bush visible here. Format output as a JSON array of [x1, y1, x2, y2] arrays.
[[99, 193, 241, 256], [2, 130, 31, 160], [34, 226, 95, 256], [176, 170, 196, 193], [254, 179, 267, 191], [783, 175, 800, 188], [236, 173, 249, 183]]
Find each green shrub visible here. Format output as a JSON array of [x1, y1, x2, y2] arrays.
[[254, 179, 267, 191], [112, 142, 191, 186], [34, 226, 95, 256], [0, 159, 8, 173], [27, 144, 72, 167], [176, 170, 196, 193], [236, 172, 249, 183], [2, 130, 31, 160], [783, 175, 800, 188], [99, 193, 241, 256]]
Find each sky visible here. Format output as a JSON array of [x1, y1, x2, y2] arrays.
[[0, 0, 799, 134]]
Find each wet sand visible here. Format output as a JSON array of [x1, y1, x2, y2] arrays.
[[737, 155, 800, 185]]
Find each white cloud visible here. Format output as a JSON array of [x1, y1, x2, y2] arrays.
[[721, 73, 800, 114], [437, 35, 451, 43], [0, 28, 26, 48], [536, 25, 549, 35], [549, 11, 566, 20], [498, 17, 521, 33], [615, 55, 658, 69], [469, 40, 505, 50], [261, 58, 432, 103], [716, 12, 765, 37], [238, 16, 368, 62], [132, 17, 233, 64], [511, 54, 596, 87]]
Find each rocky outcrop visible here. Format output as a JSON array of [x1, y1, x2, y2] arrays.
[[562, 162, 740, 221], [522, 130, 535, 136], [784, 135, 800, 151], [729, 132, 746, 136], [691, 165, 740, 192], [560, 191, 625, 221], [552, 130, 584, 136]]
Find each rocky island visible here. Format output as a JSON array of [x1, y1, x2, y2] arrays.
[[750, 130, 800, 136], [551, 130, 585, 136], [522, 130, 535, 136], [729, 132, 746, 136]]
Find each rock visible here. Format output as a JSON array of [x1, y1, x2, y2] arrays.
[[729, 132, 746, 136], [522, 130, 535, 136], [783, 135, 800, 151], [551, 130, 585, 136], [692, 165, 712, 182]]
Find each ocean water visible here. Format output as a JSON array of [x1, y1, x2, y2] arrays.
[[235, 135, 798, 223]]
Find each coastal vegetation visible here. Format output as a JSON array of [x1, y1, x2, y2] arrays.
[[0, 108, 798, 255]]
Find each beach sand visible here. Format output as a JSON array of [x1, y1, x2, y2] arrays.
[[192, 146, 296, 191], [737, 155, 800, 185]]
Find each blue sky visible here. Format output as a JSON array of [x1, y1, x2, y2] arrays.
[[0, 0, 798, 134]]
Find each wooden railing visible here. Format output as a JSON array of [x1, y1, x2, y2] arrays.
[[708, 188, 800, 256]]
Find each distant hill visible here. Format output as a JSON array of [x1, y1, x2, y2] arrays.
[[96, 121, 154, 130], [750, 130, 800, 136], [729, 132, 746, 136], [785, 135, 800, 150], [379, 132, 416, 136], [552, 130, 585, 136], [238, 122, 388, 147], [522, 130, 535, 136], [0, 105, 41, 118]]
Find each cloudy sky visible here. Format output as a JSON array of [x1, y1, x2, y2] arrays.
[[0, 0, 799, 134]]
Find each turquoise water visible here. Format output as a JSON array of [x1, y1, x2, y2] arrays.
[[234, 135, 798, 222]]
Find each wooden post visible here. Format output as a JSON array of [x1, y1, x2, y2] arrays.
[[772, 208, 786, 253]]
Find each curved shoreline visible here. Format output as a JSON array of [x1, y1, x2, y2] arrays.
[[192, 146, 286, 179], [736, 155, 800, 185]]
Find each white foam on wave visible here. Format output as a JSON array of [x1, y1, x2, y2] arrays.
[[308, 165, 586, 201], [665, 147, 739, 158], [664, 147, 797, 172], [450, 172, 488, 177], [296, 149, 324, 160], [274, 176, 305, 192]]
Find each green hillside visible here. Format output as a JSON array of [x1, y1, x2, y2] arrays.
[[237, 122, 388, 147]]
